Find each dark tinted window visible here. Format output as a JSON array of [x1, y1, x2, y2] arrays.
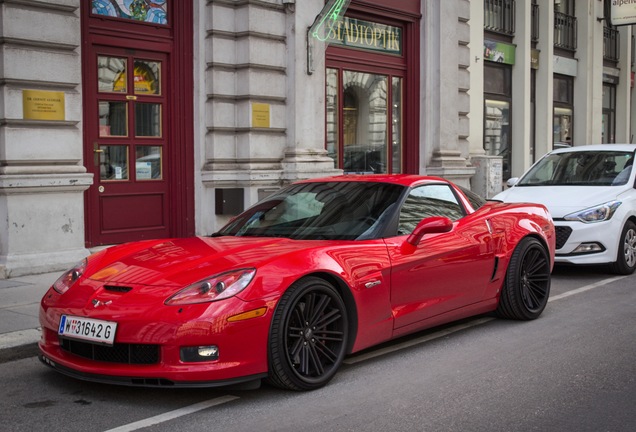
[[217, 182, 405, 240]]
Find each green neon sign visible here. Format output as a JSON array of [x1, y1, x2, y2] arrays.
[[310, 0, 351, 42]]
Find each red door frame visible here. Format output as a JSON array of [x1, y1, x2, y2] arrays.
[[326, 1, 421, 174], [81, 2, 194, 247]]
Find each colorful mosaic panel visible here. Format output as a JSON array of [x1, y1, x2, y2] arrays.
[[92, 0, 168, 25]]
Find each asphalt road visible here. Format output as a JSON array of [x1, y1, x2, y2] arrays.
[[1, 265, 635, 432]]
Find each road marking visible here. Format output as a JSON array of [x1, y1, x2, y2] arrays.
[[548, 276, 628, 302], [103, 395, 239, 432], [100, 275, 627, 430], [345, 275, 628, 365]]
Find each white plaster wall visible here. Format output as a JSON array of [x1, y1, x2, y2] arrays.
[[0, 0, 91, 277]]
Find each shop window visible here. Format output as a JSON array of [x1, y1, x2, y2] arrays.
[[484, 63, 512, 180], [327, 68, 403, 174], [553, 74, 574, 147], [602, 83, 616, 144], [484, 99, 511, 180]]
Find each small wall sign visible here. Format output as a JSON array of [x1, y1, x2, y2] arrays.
[[23, 90, 65, 121], [252, 103, 271, 128]]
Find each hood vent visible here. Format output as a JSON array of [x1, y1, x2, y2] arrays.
[[104, 285, 133, 293]]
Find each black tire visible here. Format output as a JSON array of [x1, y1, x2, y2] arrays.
[[496, 237, 551, 320], [609, 221, 636, 275], [268, 277, 348, 391]]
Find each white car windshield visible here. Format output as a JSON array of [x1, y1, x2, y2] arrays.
[[517, 151, 634, 186]]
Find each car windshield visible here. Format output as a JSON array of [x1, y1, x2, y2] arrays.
[[517, 150, 635, 186], [217, 181, 405, 240]]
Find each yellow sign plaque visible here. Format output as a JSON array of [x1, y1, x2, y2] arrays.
[[23, 90, 65, 121], [252, 103, 270, 128]]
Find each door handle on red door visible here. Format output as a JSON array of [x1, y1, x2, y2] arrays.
[[93, 142, 104, 165]]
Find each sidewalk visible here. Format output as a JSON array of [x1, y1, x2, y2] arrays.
[[0, 271, 58, 363]]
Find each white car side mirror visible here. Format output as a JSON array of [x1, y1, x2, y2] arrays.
[[506, 177, 519, 188]]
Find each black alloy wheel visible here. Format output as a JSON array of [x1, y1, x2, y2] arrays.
[[497, 237, 551, 320], [268, 277, 348, 391]]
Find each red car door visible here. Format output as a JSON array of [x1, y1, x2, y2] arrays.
[[386, 184, 495, 330]]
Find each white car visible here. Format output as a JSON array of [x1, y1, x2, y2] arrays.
[[493, 144, 636, 274]]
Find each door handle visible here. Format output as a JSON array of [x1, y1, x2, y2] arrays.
[[93, 142, 104, 165]]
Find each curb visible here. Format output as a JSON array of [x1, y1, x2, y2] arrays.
[[0, 329, 41, 364]]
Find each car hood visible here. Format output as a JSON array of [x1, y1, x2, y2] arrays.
[[493, 185, 621, 218], [86, 236, 324, 288]]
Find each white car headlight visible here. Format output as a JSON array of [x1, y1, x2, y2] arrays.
[[563, 200, 621, 223]]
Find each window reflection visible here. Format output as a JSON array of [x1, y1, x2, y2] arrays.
[[135, 146, 162, 180], [484, 99, 511, 180], [135, 103, 161, 137], [98, 56, 127, 93], [391, 77, 402, 174], [134, 60, 161, 95], [553, 107, 572, 147], [100, 145, 129, 181], [99, 101, 127, 137], [326, 68, 339, 166], [342, 71, 387, 174]]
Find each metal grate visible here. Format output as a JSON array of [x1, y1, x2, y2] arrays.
[[554, 12, 577, 51], [603, 26, 620, 62], [60, 338, 159, 365], [484, 0, 516, 36], [555, 226, 573, 250]]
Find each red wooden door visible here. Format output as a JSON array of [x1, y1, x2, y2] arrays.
[[85, 46, 171, 246]]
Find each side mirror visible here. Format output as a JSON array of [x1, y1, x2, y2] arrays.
[[506, 177, 519, 188], [401, 216, 453, 254]]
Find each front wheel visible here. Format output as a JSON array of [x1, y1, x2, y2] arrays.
[[268, 277, 348, 391], [609, 221, 636, 275], [497, 237, 551, 320]]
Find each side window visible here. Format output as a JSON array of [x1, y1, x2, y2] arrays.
[[398, 184, 464, 234]]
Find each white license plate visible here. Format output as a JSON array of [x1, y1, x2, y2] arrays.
[[58, 315, 117, 345]]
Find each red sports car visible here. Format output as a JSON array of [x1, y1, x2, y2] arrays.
[[39, 175, 555, 391]]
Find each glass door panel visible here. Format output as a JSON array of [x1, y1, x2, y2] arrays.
[[99, 145, 129, 181], [134, 60, 161, 95], [136, 146, 162, 180], [99, 101, 127, 137], [135, 103, 162, 137], [98, 56, 127, 93]]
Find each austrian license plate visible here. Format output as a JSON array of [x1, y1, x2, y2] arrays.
[[58, 315, 117, 345]]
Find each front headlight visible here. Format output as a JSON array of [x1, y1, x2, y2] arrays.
[[563, 200, 621, 223], [165, 268, 256, 305], [52, 259, 87, 294]]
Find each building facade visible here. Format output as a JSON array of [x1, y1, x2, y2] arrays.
[[470, 0, 635, 197], [0, 0, 633, 277]]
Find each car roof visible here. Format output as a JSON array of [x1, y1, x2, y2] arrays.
[[295, 174, 450, 188], [549, 143, 636, 154]]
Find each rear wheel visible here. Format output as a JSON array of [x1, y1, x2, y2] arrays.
[[609, 221, 636, 275], [268, 277, 348, 391], [497, 237, 551, 320]]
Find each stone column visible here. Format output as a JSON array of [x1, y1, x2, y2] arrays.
[[281, 1, 341, 182], [534, 0, 554, 157], [422, 0, 475, 188], [0, 0, 92, 277]]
